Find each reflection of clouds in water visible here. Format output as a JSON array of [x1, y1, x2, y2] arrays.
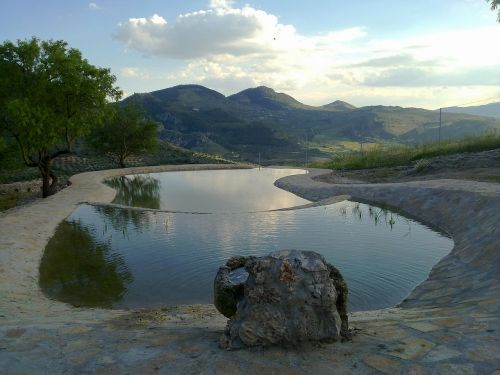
[[53, 201, 452, 310], [148, 209, 298, 261], [146, 168, 309, 213], [209, 211, 294, 259], [161, 169, 305, 193], [144, 211, 168, 232], [147, 211, 178, 238]]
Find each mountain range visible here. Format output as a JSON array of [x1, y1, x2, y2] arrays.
[[443, 102, 500, 119], [125, 85, 500, 164]]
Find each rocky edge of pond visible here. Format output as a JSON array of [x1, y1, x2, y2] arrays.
[[0, 161, 499, 374]]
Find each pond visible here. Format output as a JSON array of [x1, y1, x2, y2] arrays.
[[39, 168, 453, 312], [105, 168, 310, 213]]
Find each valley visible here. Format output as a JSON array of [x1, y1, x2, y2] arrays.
[[127, 84, 500, 164]]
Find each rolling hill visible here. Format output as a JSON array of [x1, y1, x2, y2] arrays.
[[443, 102, 500, 119], [227, 86, 314, 110], [125, 85, 500, 164]]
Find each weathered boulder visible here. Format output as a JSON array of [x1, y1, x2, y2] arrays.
[[214, 250, 349, 349], [213, 255, 253, 318]]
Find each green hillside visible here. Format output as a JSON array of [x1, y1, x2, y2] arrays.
[[443, 102, 500, 118], [128, 85, 500, 164], [227, 86, 314, 110]]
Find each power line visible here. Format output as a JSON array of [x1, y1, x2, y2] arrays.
[[439, 108, 442, 144], [446, 95, 500, 108], [437, 94, 499, 143]]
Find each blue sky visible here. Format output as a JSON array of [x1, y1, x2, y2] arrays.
[[1, 0, 499, 108]]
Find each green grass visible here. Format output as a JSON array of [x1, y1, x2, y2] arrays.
[[0, 167, 40, 184], [0, 141, 232, 185], [483, 175, 500, 182], [314, 133, 500, 170], [0, 191, 20, 211]]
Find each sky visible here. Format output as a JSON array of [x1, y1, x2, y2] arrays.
[[1, 0, 499, 109]]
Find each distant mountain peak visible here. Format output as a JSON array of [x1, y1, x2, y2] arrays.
[[232, 86, 282, 98], [151, 84, 225, 97], [143, 84, 226, 110], [124, 84, 500, 164], [228, 86, 310, 110], [253, 85, 277, 94], [322, 100, 356, 111]]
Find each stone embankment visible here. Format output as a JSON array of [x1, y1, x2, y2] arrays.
[[0, 165, 499, 374]]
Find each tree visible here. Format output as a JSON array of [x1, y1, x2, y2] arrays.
[[488, 0, 500, 22], [87, 101, 158, 168], [0, 38, 121, 197]]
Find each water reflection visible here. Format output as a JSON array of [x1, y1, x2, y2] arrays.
[[105, 175, 160, 209], [340, 202, 411, 232], [39, 201, 452, 311], [108, 168, 309, 213], [94, 205, 152, 234], [39, 220, 133, 308]]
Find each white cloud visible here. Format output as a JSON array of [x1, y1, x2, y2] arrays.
[[114, 3, 358, 59], [114, 1, 500, 108], [209, 0, 234, 9], [364, 66, 500, 87], [88, 2, 101, 10], [121, 67, 150, 79]]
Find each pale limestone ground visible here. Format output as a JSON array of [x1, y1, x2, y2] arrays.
[[1, 165, 499, 374]]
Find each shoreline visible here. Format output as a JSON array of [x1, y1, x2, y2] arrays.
[[1, 165, 499, 374]]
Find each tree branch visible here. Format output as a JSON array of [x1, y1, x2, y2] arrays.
[[12, 133, 37, 167], [49, 149, 71, 159]]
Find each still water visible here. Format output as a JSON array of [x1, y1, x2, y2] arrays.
[[106, 168, 310, 212], [40, 169, 453, 312]]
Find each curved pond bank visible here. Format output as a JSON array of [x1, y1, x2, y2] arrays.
[[0, 165, 499, 374]]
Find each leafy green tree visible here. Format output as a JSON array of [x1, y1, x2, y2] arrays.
[[87, 102, 158, 168], [0, 38, 121, 197], [488, 0, 500, 21]]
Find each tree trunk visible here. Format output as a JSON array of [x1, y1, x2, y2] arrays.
[[119, 154, 126, 168], [39, 156, 58, 198]]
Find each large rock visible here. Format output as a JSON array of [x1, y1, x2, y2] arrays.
[[214, 250, 349, 349]]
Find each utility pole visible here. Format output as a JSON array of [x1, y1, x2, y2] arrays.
[[258, 152, 261, 170], [439, 108, 442, 144], [305, 132, 308, 168]]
